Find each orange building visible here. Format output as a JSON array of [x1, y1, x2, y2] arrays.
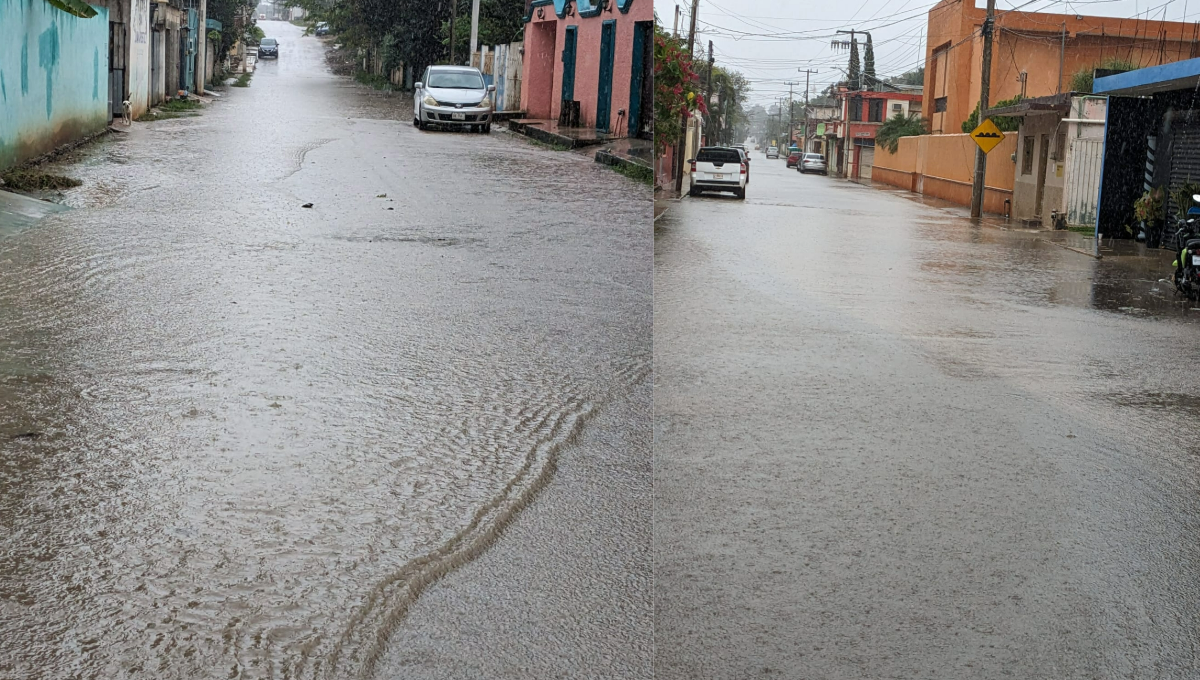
[[923, 0, 1200, 133]]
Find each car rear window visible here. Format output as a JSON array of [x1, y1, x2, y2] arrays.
[[804, 154, 823, 160], [696, 148, 741, 163]]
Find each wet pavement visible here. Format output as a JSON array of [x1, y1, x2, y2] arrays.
[[0, 20, 651, 680], [656, 157, 1200, 678]]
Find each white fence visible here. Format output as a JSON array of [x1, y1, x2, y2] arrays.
[[472, 42, 523, 113]]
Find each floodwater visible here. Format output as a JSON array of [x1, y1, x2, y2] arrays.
[[655, 158, 1200, 678], [0, 21, 651, 680]]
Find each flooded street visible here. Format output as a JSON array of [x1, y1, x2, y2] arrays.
[[655, 158, 1200, 678], [0, 20, 650, 680]]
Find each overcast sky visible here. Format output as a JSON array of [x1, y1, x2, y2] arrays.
[[653, 0, 1200, 107]]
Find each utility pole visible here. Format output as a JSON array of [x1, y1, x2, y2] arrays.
[[705, 41, 715, 144], [969, 0, 996, 220], [470, 0, 481, 64], [799, 68, 818, 151], [674, 0, 700, 195], [1057, 21, 1066, 93], [787, 82, 797, 147], [674, 4, 680, 37]]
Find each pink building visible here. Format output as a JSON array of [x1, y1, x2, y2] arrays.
[[521, 0, 653, 137]]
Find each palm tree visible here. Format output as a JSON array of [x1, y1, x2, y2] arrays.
[[876, 112, 927, 153]]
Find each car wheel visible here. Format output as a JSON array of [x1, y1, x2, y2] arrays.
[[688, 186, 701, 197], [482, 122, 491, 134], [736, 187, 746, 199]]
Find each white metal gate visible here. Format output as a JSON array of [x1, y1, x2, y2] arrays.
[[1064, 137, 1104, 229], [858, 143, 874, 180]]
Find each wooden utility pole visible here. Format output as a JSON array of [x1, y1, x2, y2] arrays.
[[969, 0, 996, 220], [705, 41, 714, 144], [799, 68, 818, 151], [674, 0, 700, 195]]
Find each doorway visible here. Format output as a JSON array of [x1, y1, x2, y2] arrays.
[[526, 20, 557, 119], [108, 21, 127, 122], [596, 20, 615, 132], [629, 21, 652, 138], [561, 26, 577, 104]]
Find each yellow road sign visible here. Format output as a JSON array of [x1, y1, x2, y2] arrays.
[[970, 118, 1006, 153]]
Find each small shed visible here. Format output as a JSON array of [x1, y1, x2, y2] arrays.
[[985, 92, 1107, 229]]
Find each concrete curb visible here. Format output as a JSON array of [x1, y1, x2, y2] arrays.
[[508, 120, 608, 149]]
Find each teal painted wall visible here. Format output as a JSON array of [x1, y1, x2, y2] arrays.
[[0, 0, 110, 171]]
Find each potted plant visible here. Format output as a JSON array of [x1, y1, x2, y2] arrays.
[[1134, 187, 1165, 247]]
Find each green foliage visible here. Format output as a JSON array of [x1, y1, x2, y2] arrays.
[[207, 0, 257, 63], [1069, 58, 1139, 94], [654, 22, 706, 153], [863, 35, 875, 91], [876, 113, 928, 154], [888, 66, 924, 86], [354, 71, 394, 90], [0, 170, 82, 191], [1173, 181, 1200, 216], [160, 98, 202, 112], [232, 72, 252, 87], [245, 25, 265, 45], [961, 95, 1022, 133], [1134, 186, 1165, 224], [42, 0, 97, 18], [848, 38, 861, 90]]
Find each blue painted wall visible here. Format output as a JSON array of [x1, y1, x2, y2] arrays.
[[0, 0, 110, 171]]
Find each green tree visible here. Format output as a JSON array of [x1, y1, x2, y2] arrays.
[[654, 22, 705, 153], [848, 38, 860, 91], [863, 34, 875, 91], [1069, 57, 1138, 94], [961, 95, 1023, 133], [876, 113, 927, 153]]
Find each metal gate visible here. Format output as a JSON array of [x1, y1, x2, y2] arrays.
[[180, 8, 198, 94], [858, 142, 874, 180], [108, 21, 127, 121], [1064, 137, 1104, 229]]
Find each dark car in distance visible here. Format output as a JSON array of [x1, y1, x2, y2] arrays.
[[258, 38, 278, 58], [314, 22, 329, 36]]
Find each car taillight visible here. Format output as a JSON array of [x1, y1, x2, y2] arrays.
[[690, 161, 696, 173], [740, 162, 747, 174]]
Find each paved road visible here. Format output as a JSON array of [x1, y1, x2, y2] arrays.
[[0, 21, 651, 680], [656, 155, 1200, 679]]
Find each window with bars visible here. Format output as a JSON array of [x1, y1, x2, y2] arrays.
[[849, 97, 863, 122]]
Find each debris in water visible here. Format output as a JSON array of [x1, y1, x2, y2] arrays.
[[11, 432, 43, 440], [376, 193, 387, 198], [302, 203, 313, 208]]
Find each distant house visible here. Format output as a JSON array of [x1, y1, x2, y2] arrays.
[[830, 88, 923, 180], [520, 0, 653, 137], [923, 0, 1200, 134]]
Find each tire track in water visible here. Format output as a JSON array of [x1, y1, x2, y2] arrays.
[[296, 357, 650, 680]]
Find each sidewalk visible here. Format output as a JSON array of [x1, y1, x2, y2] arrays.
[[0, 188, 69, 236]]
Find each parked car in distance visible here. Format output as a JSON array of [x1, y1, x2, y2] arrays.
[[315, 22, 330, 36], [766, 146, 779, 158], [734, 146, 750, 184], [258, 37, 279, 58], [259, 13, 265, 19], [800, 153, 827, 175], [413, 65, 495, 133], [689, 146, 747, 199], [786, 150, 801, 168]]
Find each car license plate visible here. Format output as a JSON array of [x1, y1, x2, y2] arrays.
[[713, 173, 725, 180], [1193, 255, 1200, 266], [452, 112, 466, 120]]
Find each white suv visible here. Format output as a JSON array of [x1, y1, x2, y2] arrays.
[[689, 146, 747, 199], [765, 146, 779, 158]]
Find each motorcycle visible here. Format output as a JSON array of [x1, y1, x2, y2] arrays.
[[1170, 193, 1200, 301]]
